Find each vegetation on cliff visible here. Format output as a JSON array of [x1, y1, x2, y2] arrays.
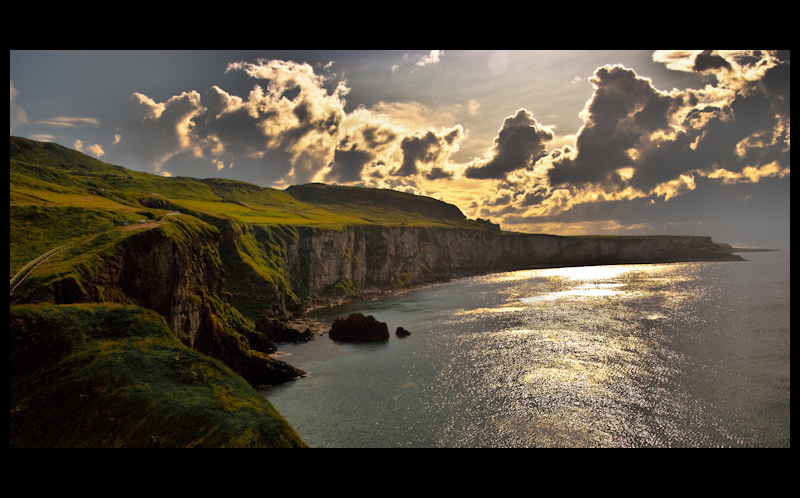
[[10, 303, 305, 447]]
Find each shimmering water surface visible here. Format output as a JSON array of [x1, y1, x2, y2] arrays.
[[262, 247, 790, 447]]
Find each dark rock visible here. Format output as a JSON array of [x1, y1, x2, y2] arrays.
[[395, 326, 411, 338], [329, 313, 389, 342]]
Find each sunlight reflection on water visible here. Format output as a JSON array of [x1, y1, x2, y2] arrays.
[[265, 251, 790, 447]]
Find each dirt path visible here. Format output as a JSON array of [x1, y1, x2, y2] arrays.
[[9, 236, 93, 294], [11, 218, 170, 296]]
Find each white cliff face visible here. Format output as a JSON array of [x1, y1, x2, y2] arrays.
[[216, 222, 741, 320], [283, 228, 737, 302]]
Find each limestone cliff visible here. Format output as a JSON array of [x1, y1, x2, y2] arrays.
[[225, 223, 743, 320], [13, 201, 742, 387]]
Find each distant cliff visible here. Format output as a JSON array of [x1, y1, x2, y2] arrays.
[[220, 222, 744, 318]]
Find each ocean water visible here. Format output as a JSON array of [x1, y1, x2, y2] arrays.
[[261, 246, 790, 448]]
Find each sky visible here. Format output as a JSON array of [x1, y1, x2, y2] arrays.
[[10, 50, 790, 245]]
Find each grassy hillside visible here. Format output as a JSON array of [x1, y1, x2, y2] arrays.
[[10, 136, 481, 276], [10, 303, 305, 448]]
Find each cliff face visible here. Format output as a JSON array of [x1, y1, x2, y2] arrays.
[[225, 225, 743, 318], [17, 216, 304, 387], [18, 210, 742, 380]]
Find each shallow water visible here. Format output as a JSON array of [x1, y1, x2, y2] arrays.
[[262, 247, 790, 447]]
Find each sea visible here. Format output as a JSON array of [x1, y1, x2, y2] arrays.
[[261, 245, 790, 448]]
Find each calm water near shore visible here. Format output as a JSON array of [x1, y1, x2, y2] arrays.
[[261, 246, 790, 447]]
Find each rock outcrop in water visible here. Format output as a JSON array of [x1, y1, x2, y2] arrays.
[[329, 313, 390, 342]]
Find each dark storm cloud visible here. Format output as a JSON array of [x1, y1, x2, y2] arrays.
[[469, 51, 789, 241], [547, 64, 690, 189], [693, 50, 733, 72], [393, 127, 463, 177], [545, 54, 790, 197], [324, 142, 373, 183], [464, 109, 554, 180]]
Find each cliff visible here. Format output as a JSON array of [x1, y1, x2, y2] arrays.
[[224, 224, 743, 317], [9, 136, 743, 447], [13, 214, 305, 387], [10, 303, 306, 448]]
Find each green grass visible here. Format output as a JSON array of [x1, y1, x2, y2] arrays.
[[10, 303, 306, 447], [11, 136, 479, 231]]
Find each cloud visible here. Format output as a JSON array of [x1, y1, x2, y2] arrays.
[[103, 51, 788, 240], [464, 109, 554, 179], [112, 90, 205, 173], [111, 59, 348, 181], [10, 80, 28, 132], [467, 99, 481, 116], [37, 116, 101, 128], [416, 50, 444, 68], [110, 58, 465, 188], [466, 51, 790, 236], [546, 64, 691, 190], [393, 51, 445, 73], [10, 80, 100, 135], [394, 126, 464, 178], [74, 139, 105, 158], [546, 53, 789, 197]]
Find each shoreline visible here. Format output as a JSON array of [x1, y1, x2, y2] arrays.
[[732, 247, 781, 252]]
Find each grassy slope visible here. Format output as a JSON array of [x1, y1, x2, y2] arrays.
[[10, 303, 305, 448], [10, 137, 477, 279]]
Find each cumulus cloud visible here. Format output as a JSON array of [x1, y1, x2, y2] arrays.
[[110, 58, 466, 188], [464, 109, 554, 179], [467, 50, 789, 235], [416, 50, 444, 68], [104, 51, 788, 238], [392, 50, 445, 73], [395, 126, 464, 178], [74, 139, 105, 158], [113, 90, 205, 173]]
